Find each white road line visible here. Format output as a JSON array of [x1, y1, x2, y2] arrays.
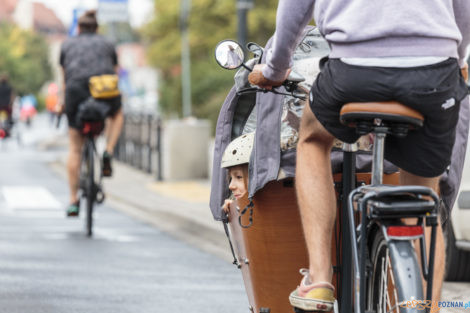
[[93, 228, 140, 242], [1, 186, 62, 210]]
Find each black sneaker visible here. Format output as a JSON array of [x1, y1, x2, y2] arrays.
[[66, 201, 80, 217], [102, 151, 113, 177]]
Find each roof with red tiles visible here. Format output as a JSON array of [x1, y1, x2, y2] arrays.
[[0, 0, 18, 21], [32, 2, 66, 35]]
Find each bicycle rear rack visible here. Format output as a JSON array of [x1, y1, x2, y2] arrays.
[[347, 185, 439, 313]]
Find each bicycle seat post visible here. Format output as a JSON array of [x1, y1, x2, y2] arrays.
[[371, 123, 387, 186]]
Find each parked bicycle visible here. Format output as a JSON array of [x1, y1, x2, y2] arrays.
[[215, 40, 439, 313]]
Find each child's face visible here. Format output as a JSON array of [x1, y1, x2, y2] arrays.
[[228, 165, 247, 200]]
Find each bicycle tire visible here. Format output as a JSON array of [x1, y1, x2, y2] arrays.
[[85, 140, 94, 237], [367, 229, 423, 313]]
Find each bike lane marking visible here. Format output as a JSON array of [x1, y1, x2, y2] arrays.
[[1, 186, 62, 211]]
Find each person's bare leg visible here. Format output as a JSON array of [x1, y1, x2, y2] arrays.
[[400, 169, 444, 301], [296, 105, 336, 283], [67, 128, 84, 204], [105, 108, 124, 154]]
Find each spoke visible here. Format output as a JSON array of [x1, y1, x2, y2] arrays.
[[374, 241, 401, 313], [380, 255, 387, 312], [387, 303, 401, 313], [385, 252, 394, 313], [385, 252, 392, 312]]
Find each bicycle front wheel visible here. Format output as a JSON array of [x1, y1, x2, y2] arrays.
[[85, 141, 94, 237], [367, 229, 423, 313]]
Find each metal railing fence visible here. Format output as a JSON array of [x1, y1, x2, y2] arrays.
[[115, 114, 163, 181]]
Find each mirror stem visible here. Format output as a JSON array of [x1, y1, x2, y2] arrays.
[[241, 63, 253, 71]]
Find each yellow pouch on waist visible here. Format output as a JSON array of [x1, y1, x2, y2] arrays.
[[89, 74, 120, 99]]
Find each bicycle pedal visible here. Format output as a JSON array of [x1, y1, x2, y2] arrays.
[[95, 189, 105, 204]]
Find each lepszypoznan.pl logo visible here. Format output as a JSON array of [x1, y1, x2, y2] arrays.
[[400, 300, 470, 312]]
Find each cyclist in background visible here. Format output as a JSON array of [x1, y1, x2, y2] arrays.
[[248, 0, 470, 310], [59, 10, 124, 217], [0, 73, 15, 133]]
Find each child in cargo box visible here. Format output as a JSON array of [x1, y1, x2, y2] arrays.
[[220, 132, 254, 213]]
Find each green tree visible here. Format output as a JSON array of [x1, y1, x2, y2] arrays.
[[0, 22, 52, 96], [142, 0, 278, 129]]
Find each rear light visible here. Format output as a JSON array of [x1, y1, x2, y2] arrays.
[[0, 129, 5, 138], [81, 121, 104, 136], [387, 225, 423, 239], [83, 123, 91, 134]]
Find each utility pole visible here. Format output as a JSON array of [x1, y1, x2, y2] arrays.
[[180, 0, 192, 118], [236, 0, 253, 52]]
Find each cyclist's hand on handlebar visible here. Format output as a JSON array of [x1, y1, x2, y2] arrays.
[[248, 64, 289, 90], [461, 62, 468, 82]]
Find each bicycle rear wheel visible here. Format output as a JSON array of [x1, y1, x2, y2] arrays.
[[367, 229, 423, 313], [85, 140, 95, 237]]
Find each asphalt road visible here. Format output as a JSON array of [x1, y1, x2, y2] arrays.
[[0, 118, 248, 313]]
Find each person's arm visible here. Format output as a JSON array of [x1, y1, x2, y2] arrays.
[[454, 0, 470, 69], [111, 45, 119, 74], [262, 0, 316, 82], [58, 68, 66, 113], [461, 63, 468, 82], [248, 0, 315, 88], [58, 44, 66, 113]]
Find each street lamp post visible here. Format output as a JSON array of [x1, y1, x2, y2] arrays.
[[180, 0, 192, 118], [237, 0, 253, 51]]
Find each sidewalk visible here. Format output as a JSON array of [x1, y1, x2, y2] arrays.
[[43, 135, 232, 262]]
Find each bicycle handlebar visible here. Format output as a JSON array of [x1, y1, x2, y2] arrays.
[[237, 82, 307, 100]]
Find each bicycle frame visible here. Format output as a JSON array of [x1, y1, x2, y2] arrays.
[[338, 142, 356, 312]]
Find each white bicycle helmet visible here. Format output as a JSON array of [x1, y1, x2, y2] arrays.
[[221, 132, 255, 168]]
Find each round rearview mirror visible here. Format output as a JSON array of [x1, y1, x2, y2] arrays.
[[215, 40, 245, 70]]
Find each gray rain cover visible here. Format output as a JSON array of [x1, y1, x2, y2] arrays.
[[209, 27, 470, 222]]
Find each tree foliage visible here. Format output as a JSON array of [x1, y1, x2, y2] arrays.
[[0, 22, 52, 95], [101, 22, 140, 44], [142, 0, 278, 128]]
